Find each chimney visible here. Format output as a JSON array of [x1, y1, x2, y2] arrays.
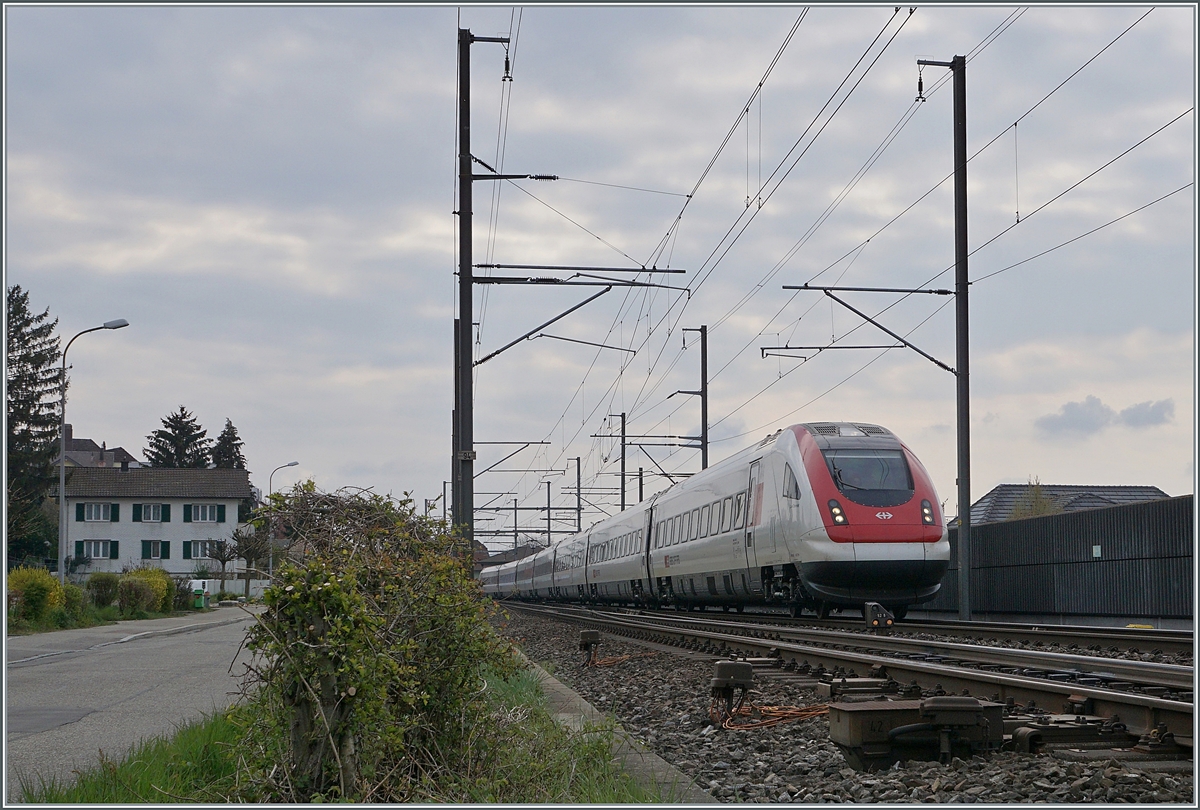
[[121, 460, 129, 472], [64, 423, 73, 448]]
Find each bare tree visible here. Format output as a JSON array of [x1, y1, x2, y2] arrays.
[[207, 537, 240, 595], [231, 525, 272, 599]]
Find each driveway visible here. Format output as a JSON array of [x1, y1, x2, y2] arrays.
[[5, 607, 260, 802]]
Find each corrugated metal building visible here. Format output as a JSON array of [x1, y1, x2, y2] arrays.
[[927, 494, 1192, 619]]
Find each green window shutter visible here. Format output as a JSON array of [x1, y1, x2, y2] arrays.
[[142, 540, 151, 559], [76, 503, 85, 522], [111, 503, 120, 522], [183, 504, 192, 523], [75, 540, 84, 558], [216, 504, 226, 523], [110, 540, 119, 560], [132, 504, 142, 522], [161, 503, 171, 522], [183, 541, 192, 560], [161, 541, 170, 560]]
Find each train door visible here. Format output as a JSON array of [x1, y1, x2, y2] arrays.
[[742, 459, 764, 593]]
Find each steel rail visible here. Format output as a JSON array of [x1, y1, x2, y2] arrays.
[[624, 605, 1194, 656], [602, 610, 1194, 691], [506, 603, 1194, 739]]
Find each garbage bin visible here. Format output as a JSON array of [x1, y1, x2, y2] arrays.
[[193, 589, 205, 609]]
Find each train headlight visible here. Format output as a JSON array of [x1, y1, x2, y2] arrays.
[[828, 499, 848, 525], [921, 499, 935, 525]]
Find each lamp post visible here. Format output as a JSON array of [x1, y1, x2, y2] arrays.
[[267, 461, 299, 578], [59, 318, 129, 586]]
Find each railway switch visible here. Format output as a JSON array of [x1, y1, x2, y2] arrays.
[[828, 697, 1004, 770]]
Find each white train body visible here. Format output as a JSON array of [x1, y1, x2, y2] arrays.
[[480, 423, 950, 616]]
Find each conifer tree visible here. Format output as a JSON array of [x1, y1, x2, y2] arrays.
[[211, 418, 247, 469], [6, 286, 66, 560], [145, 406, 212, 468]]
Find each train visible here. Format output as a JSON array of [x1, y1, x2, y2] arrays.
[[479, 422, 950, 619]]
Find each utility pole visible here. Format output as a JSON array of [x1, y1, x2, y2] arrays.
[[678, 325, 709, 469], [621, 413, 626, 511], [575, 457, 582, 532], [454, 29, 510, 545], [638, 467, 644, 502], [545, 481, 552, 546], [513, 499, 518, 551], [919, 54, 971, 621]]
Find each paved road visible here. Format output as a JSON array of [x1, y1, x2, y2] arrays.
[[5, 608, 260, 802]]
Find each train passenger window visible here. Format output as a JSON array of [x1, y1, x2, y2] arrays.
[[699, 505, 710, 538], [732, 492, 746, 530], [783, 463, 802, 499], [667, 516, 676, 546], [720, 497, 733, 533], [681, 511, 691, 542], [655, 521, 664, 548], [673, 514, 683, 545], [689, 509, 700, 540]]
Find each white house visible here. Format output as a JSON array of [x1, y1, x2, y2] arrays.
[[56, 467, 254, 580]]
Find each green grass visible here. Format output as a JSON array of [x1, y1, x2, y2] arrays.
[[17, 710, 242, 803], [18, 666, 661, 804]]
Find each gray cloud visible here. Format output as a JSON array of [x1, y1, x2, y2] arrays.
[[1035, 395, 1116, 436], [1118, 398, 1174, 427]]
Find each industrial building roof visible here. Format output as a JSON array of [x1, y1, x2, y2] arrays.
[[969, 484, 1170, 525]]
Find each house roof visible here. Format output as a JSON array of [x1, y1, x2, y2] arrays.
[[53, 467, 254, 500], [969, 483, 1170, 525]]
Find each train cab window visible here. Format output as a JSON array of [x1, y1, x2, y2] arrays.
[[719, 497, 733, 533], [732, 492, 746, 530], [699, 505, 710, 538], [822, 448, 914, 507], [689, 509, 700, 540], [783, 463, 802, 499]]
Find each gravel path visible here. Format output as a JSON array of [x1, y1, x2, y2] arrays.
[[496, 609, 1194, 803]]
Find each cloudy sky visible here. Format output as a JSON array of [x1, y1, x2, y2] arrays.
[[6, 5, 1194, 550]]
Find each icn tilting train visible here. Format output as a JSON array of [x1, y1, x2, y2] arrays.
[[479, 422, 950, 619]]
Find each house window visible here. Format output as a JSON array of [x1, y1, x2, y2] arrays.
[[85, 503, 111, 522], [192, 540, 213, 559], [83, 540, 110, 558], [149, 540, 162, 559], [142, 504, 162, 522], [192, 504, 219, 522]]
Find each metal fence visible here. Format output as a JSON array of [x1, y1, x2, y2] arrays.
[[927, 495, 1193, 618]]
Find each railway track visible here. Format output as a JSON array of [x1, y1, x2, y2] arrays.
[[635, 605, 1193, 656], [507, 602, 1194, 745]]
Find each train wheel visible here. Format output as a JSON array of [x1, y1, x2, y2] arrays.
[[817, 601, 831, 620], [735, 605, 744, 613], [892, 605, 908, 620], [789, 604, 802, 618]]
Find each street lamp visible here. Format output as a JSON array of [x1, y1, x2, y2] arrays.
[[266, 461, 299, 578], [59, 318, 129, 586]]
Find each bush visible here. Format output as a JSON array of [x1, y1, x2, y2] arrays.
[[63, 584, 87, 618], [20, 580, 52, 621], [241, 486, 516, 802], [117, 577, 158, 615], [123, 567, 172, 613], [173, 576, 196, 610], [87, 572, 121, 609], [8, 566, 64, 619]]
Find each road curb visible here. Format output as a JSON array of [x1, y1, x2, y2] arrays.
[[519, 653, 716, 803]]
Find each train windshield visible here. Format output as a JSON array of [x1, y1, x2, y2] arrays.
[[821, 448, 914, 507]]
